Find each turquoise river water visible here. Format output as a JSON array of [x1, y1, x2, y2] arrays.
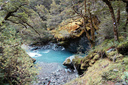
[[27, 49, 73, 63], [25, 43, 74, 64]]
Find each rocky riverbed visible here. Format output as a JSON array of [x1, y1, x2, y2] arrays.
[[33, 62, 78, 85]]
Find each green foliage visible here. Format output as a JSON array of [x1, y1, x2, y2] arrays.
[[96, 0, 126, 42], [0, 68, 6, 85], [46, 0, 62, 29], [102, 62, 125, 82], [17, 12, 28, 22], [0, 0, 38, 84], [117, 40, 128, 48], [0, 27, 37, 85], [122, 72, 128, 83]]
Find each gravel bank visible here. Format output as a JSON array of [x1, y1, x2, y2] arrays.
[[33, 62, 78, 85]]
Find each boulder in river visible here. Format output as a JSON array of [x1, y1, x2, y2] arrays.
[[63, 55, 75, 69], [63, 55, 83, 74]]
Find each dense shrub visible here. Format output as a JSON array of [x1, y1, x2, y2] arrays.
[[0, 27, 37, 85]]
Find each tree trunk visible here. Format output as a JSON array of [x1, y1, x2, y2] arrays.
[[84, 0, 95, 47], [72, 0, 95, 48], [117, 3, 120, 25], [103, 0, 119, 41], [84, 0, 86, 14], [88, 4, 95, 47], [83, 18, 95, 48], [123, 2, 128, 32]]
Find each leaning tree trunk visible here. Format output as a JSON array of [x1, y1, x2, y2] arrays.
[[103, 0, 119, 41], [88, 3, 95, 47]]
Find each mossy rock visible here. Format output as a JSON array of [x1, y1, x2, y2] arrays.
[[67, 59, 71, 64], [107, 51, 123, 62], [117, 41, 128, 55], [116, 54, 123, 59], [93, 54, 100, 60], [80, 63, 87, 70], [123, 56, 128, 65], [107, 51, 117, 56], [89, 60, 95, 66], [88, 54, 95, 59], [84, 59, 90, 63], [72, 56, 83, 64], [102, 70, 121, 82], [63, 58, 71, 65]]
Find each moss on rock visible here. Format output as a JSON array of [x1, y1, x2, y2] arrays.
[[93, 54, 100, 60], [65, 38, 128, 85], [107, 51, 117, 56], [117, 41, 128, 55]]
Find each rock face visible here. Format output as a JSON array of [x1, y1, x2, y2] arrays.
[[62, 34, 89, 53], [50, 16, 100, 53], [69, 46, 125, 76]]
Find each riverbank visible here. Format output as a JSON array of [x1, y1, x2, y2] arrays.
[[33, 62, 78, 85]]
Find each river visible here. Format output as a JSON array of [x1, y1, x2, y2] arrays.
[[27, 46, 73, 64], [22, 43, 79, 85]]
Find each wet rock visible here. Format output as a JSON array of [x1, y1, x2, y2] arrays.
[[63, 55, 75, 69], [106, 47, 116, 53], [42, 82, 46, 85], [31, 47, 40, 51], [31, 58, 36, 63]]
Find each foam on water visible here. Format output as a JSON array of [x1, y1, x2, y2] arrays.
[[28, 49, 73, 63], [27, 52, 42, 58], [42, 50, 50, 53], [22, 43, 76, 64]]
